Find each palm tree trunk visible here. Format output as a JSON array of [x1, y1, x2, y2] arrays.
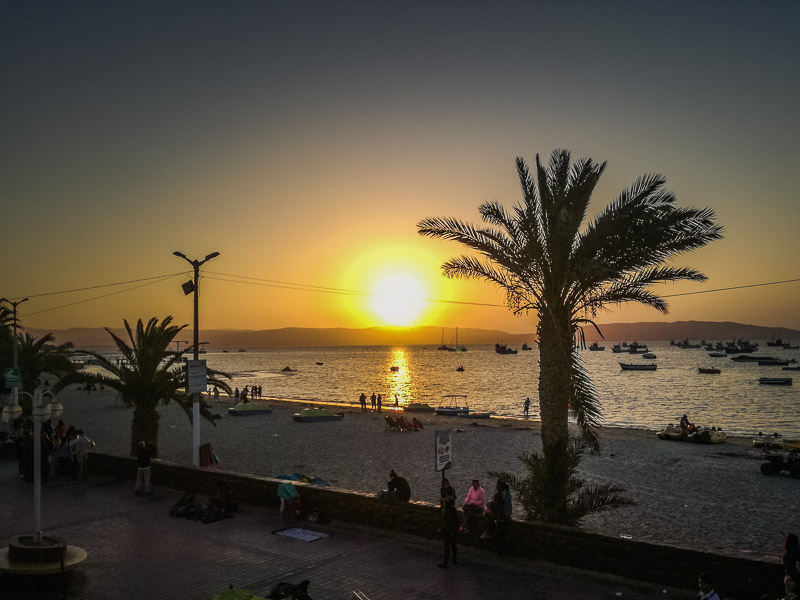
[[537, 308, 573, 523], [130, 403, 160, 457]]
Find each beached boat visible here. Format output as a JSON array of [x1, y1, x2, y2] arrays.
[[589, 342, 604, 351], [758, 377, 792, 385], [458, 411, 492, 419], [687, 427, 727, 444], [434, 394, 470, 416], [228, 403, 273, 416], [697, 367, 721, 374], [753, 432, 785, 449], [619, 362, 657, 371], [292, 407, 345, 422], [403, 402, 435, 413], [656, 423, 686, 440]]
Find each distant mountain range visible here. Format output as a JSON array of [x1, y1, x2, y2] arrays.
[[24, 321, 800, 350]]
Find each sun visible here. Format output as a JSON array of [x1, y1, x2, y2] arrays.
[[370, 273, 428, 326]]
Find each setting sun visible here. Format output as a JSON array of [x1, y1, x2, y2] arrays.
[[370, 274, 428, 326]]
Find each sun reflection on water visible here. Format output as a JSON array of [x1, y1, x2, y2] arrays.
[[385, 348, 413, 408]]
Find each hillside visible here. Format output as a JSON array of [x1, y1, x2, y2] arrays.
[[23, 322, 800, 349]]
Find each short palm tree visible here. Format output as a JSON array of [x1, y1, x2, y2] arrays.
[[15, 332, 77, 413], [419, 149, 722, 523], [54, 316, 232, 456]]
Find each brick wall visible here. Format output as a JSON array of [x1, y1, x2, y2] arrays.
[[91, 453, 783, 598]]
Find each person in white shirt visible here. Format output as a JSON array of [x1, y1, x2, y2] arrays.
[[69, 429, 95, 481]]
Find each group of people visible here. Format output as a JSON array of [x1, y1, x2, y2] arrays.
[[232, 385, 261, 402], [359, 392, 385, 412], [14, 418, 95, 482]]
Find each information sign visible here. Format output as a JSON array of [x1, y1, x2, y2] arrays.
[[186, 360, 207, 393], [435, 428, 453, 472], [4, 368, 20, 389]]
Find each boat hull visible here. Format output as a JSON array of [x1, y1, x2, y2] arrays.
[[403, 403, 435, 413], [458, 411, 492, 419], [619, 362, 657, 371], [435, 408, 469, 416], [228, 404, 273, 416]]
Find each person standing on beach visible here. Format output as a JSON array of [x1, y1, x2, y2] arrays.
[[359, 392, 367, 412], [523, 397, 531, 417], [370, 392, 376, 411], [377, 394, 382, 412], [135, 441, 153, 495]]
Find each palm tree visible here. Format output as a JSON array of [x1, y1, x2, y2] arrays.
[[15, 332, 77, 413], [418, 149, 722, 523], [54, 316, 232, 456]]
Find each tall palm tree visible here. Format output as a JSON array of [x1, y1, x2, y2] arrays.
[[54, 316, 232, 456], [418, 149, 722, 523]]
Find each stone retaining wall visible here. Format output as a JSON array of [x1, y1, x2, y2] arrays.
[[90, 453, 783, 598]]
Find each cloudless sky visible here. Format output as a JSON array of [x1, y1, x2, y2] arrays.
[[2, 1, 799, 334]]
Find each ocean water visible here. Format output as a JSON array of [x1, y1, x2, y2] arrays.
[[202, 341, 800, 439]]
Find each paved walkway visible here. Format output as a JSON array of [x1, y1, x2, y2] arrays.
[[0, 460, 686, 600]]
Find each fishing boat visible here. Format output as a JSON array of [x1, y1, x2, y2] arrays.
[[434, 394, 470, 416], [708, 351, 727, 358], [228, 403, 273, 416], [521, 343, 532, 351], [611, 343, 626, 353], [697, 367, 721, 374], [758, 377, 792, 386], [619, 362, 657, 371], [642, 352, 657, 359], [731, 355, 770, 362], [589, 342, 605, 351], [495, 343, 518, 355], [292, 407, 345, 422], [403, 402, 435, 413]]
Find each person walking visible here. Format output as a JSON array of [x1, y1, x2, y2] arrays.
[[70, 429, 95, 481], [135, 441, 154, 495], [523, 397, 531, 418]]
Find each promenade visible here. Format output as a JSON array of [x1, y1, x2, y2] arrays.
[[0, 460, 679, 600]]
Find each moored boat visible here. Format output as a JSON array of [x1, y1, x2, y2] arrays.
[[292, 407, 345, 422], [435, 394, 470, 416], [589, 341, 604, 351], [642, 352, 657, 359], [697, 367, 721, 374], [495, 343, 518, 355], [758, 377, 793, 385], [521, 343, 532, 351], [228, 403, 273, 416], [619, 362, 657, 371]]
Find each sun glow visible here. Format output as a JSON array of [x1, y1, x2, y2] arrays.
[[370, 273, 428, 326]]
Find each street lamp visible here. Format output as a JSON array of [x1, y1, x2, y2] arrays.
[[20, 388, 62, 544], [172, 251, 220, 467]]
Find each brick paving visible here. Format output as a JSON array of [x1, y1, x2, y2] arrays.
[[0, 460, 683, 600]]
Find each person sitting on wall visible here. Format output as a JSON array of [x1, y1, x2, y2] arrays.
[[383, 469, 411, 502], [461, 479, 486, 533]]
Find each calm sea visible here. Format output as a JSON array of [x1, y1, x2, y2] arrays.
[[200, 342, 800, 438]]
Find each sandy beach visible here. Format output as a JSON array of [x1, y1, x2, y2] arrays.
[[45, 386, 798, 563]]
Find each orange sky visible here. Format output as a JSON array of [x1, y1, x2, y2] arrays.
[[2, 2, 799, 334]]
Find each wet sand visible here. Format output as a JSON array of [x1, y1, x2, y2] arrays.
[[55, 387, 796, 562]]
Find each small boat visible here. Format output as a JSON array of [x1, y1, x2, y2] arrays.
[[456, 365, 465, 372], [783, 366, 800, 371], [708, 352, 727, 358], [758, 359, 789, 366], [316, 362, 324, 365], [228, 403, 273, 416], [656, 423, 686, 440], [390, 366, 400, 372], [495, 343, 518, 355], [281, 366, 296, 372], [292, 407, 345, 422], [697, 367, 721, 374], [642, 352, 657, 359], [458, 411, 492, 419], [758, 377, 792, 385], [435, 394, 470, 416], [758, 376, 793, 385], [611, 343, 625, 353], [731, 355, 770, 362], [521, 343, 532, 351], [403, 402, 435, 413], [753, 432, 785, 449], [627, 342, 650, 354], [619, 362, 657, 371], [238, 349, 247, 352], [589, 342, 605, 351]]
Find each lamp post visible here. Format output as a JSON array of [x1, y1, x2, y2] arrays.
[[1, 297, 29, 423], [20, 388, 62, 544], [172, 251, 220, 467]]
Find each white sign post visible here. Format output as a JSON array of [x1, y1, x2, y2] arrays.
[[435, 429, 453, 473]]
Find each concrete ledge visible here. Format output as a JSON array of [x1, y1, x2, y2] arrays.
[[88, 452, 783, 597]]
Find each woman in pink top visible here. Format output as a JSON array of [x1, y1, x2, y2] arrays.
[[461, 479, 485, 533]]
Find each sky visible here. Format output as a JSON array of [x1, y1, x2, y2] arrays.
[[2, 1, 799, 335]]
